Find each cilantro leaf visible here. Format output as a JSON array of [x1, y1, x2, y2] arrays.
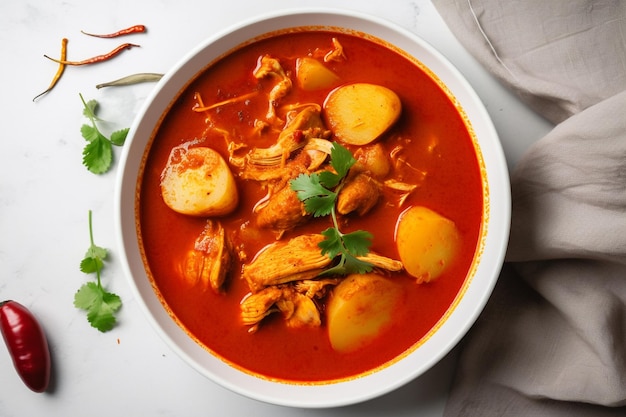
[[79, 93, 127, 174], [319, 227, 343, 259], [329, 142, 356, 178], [342, 230, 373, 257], [80, 124, 100, 142], [319, 228, 374, 276], [85, 243, 108, 261], [291, 173, 336, 217], [79, 257, 103, 274], [317, 170, 342, 189], [76, 210, 122, 332], [304, 196, 336, 217], [291, 173, 330, 200], [74, 282, 121, 332], [110, 128, 129, 146], [82, 99, 99, 120], [339, 253, 374, 275], [322, 254, 374, 277], [79, 244, 107, 273], [82, 135, 113, 174], [74, 281, 102, 309]]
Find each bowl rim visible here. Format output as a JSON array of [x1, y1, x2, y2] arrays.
[[115, 7, 511, 408]]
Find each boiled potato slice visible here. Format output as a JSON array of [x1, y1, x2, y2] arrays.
[[160, 145, 238, 217], [395, 206, 461, 283], [327, 273, 403, 353], [324, 83, 401, 145], [295, 57, 339, 90]]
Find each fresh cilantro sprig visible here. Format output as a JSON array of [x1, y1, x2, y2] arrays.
[[74, 210, 122, 332], [290, 143, 373, 276], [79, 93, 128, 174]]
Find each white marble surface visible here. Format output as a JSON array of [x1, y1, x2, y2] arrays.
[[0, 1, 553, 416]]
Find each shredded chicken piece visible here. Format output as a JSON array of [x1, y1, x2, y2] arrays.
[[252, 119, 271, 135], [278, 291, 321, 329], [241, 286, 322, 333], [246, 105, 326, 167], [240, 287, 283, 328], [303, 138, 332, 171], [384, 179, 421, 207], [324, 37, 346, 62], [240, 136, 332, 183], [390, 145, 428, 178], [226, 141, 249, 169], [179, 220, 232, 292], [240, 160, 300, 183], [255, 182, 309, 231], [294, 278, 341, 299], [192, 91, 258, 112], [357, 252, 404, 272], [337, 172, 382, 216], [242, 234, 332, 292], [253, 55, 292, 123]]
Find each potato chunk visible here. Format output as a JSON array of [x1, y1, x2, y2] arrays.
[[324, 83, 401, 145], [295, 57, 340, 90], [326, 273, 403, 353], [160, 145, 238, 216], [395, 206, 461, 283]]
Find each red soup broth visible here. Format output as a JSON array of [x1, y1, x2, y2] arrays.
[[137, 29, 484, 382]]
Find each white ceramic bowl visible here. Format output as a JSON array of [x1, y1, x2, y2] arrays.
[[116, 8, 510, 408]]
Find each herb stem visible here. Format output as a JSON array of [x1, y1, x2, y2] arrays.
[[79, 93, 96, 128], [328, 207, 351, 257], [87, 210, 102, 288], [79, 92, 88, 108], [330, 206, 343, 236]]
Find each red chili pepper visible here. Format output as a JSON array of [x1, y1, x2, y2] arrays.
[[0, 300, 51, 393], [43, 43, 140, 66], [81, 24, 146, 38]]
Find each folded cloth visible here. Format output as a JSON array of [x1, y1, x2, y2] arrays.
[[433, 0, 626, 124], [431, 0, 626, 415]]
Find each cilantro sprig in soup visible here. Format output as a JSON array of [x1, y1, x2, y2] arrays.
[[137, 30, 483, 382]]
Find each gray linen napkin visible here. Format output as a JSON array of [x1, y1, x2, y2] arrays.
[[431, 0, 626, 415]]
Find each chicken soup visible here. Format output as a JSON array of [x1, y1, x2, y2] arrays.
[[137, 29, 485, 382]]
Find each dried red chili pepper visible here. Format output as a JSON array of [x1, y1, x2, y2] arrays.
[[33, 37, 68, 101], [0, 300, 51, 393], [81, 24, 146, 38], [43, 43, 140, 66]]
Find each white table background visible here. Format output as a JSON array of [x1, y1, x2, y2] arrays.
[[0, 1, 552, 415]]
